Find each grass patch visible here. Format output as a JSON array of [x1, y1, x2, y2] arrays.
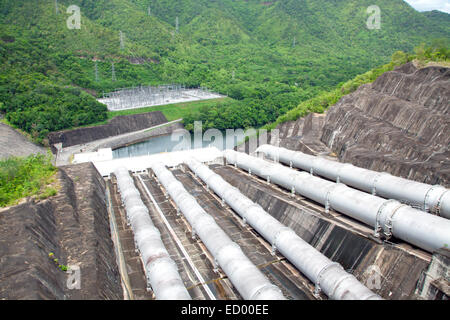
[[106, 97, 232, 122], [0, 153, 58, 207]]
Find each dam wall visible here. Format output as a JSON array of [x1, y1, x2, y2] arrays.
[[48, 111, 168, 150]]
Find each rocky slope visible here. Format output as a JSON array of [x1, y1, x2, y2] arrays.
[[271, 63, 450, 187], [0, 163, 122, 299]]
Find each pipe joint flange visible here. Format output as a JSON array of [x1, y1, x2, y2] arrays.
[[328, 274, 355, 299], [324, 184, 345, 214], [310, 158, 318, 176], [191, 229, 197, 240], [383, 204, 407, 239], [424, 185, 440, 212], [249, 283, 280, 300], [374, 199, 397, 238], [435, 190, 449, 217], [272, 227, 292, 254], [315, 262, 342, 295], [371, 173, 385, 196], [424, 185, 447, 214], [335, 164, 348, 184], [271, 243, 277, 256]]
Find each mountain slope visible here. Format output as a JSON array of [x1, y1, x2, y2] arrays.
[[0, 0, 448, 143]]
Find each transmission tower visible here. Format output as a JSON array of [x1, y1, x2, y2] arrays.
[[175, 17, 179, 33], [293, 36, 296, 48], [112, 62, 116, 82], [120, 31, 125, 50], [232, 70, 235, 81], [55, 0, 59, 14], [95, 61, 99, 82], [148, 6, 151, 16]]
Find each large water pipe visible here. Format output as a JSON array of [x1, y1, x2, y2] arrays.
[[150, 162, 286, 300], [256, 145, 450, 219], [224, 150, 450, 254], [185, 158, 381, 300], [114, 167, 191, 300]]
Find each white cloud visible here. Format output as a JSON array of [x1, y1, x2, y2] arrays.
[[404, 0, 450, 14]]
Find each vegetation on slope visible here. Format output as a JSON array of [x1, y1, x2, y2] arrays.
[[0, 154, 58, 207], [265, 42, 449, 130]]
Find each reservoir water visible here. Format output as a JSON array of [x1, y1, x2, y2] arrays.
[[112, 133, 239, 159]]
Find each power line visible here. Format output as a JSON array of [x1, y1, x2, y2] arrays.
[[112, 62, 116, 81], [120, 31, 125, 50]]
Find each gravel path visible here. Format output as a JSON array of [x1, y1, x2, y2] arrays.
[[55, 119, 183, 166]]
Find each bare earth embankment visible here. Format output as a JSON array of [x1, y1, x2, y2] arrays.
[[0, 123, 46, 159]]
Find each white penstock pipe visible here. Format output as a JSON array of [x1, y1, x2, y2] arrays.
[[150, 162, 286, 300], [114, 167, 191, 300], [224, 150, 450, 254], [257, 144, 450, 219], [185, 158, 381, 300]]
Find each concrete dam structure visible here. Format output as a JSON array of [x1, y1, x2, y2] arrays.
[[3, 145, 447, 300], [104, 150, 449, 300], [245, 64, 450, 187], [1, 63, 448, 301]]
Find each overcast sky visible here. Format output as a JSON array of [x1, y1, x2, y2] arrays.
[[404, 0, 450, 14]]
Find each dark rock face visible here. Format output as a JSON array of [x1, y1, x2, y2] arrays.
[[275, 113, 330, 155], [415, 249, 450, 300], [0, 163, 122, 300], [275, 63, 450, 186], [321, 64, 449, 186], [0, 201, 65, 299], [48, 111, 168, 150]]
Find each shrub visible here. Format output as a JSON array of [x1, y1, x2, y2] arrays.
[[0, 153, 57, 207]]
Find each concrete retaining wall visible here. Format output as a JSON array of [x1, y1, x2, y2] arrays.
[[48, 111, 168, 150]]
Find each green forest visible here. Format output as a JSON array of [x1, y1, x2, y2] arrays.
[[0, 0, 449, 143]]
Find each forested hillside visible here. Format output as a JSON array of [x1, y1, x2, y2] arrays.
[[0, 0, 449, 143]]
